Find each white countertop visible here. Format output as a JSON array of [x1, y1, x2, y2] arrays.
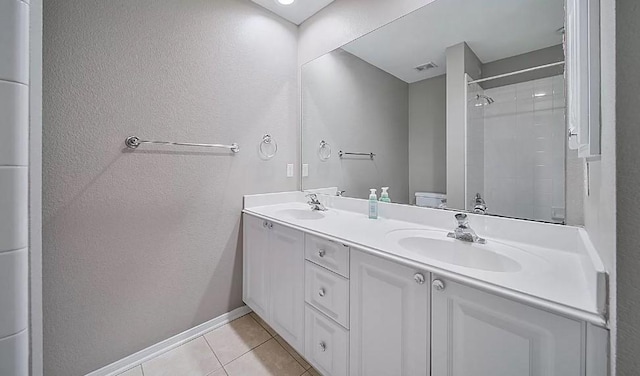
[[243, 192, 607, 326]]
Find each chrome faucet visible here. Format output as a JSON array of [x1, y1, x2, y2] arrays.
[[336, 190, 346, 197], [447, 213, 486, 244], [306, 193, 327, 211], [473, 193, 487, 215]]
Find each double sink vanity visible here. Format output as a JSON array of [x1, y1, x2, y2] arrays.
[[244, 0, 608, 373], [242, 192, 608, 376]]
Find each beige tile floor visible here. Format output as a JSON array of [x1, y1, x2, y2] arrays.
[[117, 312, 321, 376]]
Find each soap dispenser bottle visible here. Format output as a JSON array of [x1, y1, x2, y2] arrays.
[[368, 189, 378, 219], [380, 187, 391, 203]]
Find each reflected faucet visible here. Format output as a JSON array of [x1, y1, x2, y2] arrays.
[[473, 193, 487, 215], [447, 213, 486, 244], [306, 193, 327, 211]]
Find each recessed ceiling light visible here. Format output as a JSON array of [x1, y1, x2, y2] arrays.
[[276, 0, 295, 5]]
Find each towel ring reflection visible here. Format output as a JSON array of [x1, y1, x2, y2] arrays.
[[318, 140, 332, 161], [259, 134, 277, 160]]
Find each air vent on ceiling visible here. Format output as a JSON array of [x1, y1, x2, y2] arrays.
[[414, 62, 438, 72]]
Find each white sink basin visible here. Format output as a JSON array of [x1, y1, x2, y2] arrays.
[[386, 229, 544, 273], [276, 208, 325, 220]]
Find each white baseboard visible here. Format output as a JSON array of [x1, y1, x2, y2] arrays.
[[85, 305, 252, 376]]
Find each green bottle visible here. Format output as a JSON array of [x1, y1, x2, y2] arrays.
[[379, 187, 391, 203], [368, 189, 378, 219]]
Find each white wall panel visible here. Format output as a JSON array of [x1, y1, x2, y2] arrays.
[[0, 0, 29, 83], [0, 248, 28, 338], [0, 81, 29, 166]]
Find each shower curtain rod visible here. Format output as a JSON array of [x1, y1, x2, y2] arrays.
[[467, 61, 565, 85]]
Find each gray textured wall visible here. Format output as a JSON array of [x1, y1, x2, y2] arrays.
[[302, 49, 410, 203], [42, 0, 298, 375], [616, 0, 639, 373], [408, 75, 447, 203]]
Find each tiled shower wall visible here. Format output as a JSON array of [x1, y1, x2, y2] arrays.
[[468, 75, 566, 223], [0, 0, 30, 375]]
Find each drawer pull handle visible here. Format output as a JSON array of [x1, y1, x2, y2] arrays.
[[319, 288, 326, 297], [319, 341, 327, 352], [414, 273, 425, 285], [318, 249, 326, 258], [432, 279, 445, 291]]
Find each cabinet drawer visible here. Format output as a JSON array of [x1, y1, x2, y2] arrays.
[[305, 234, 349, 278], [305, 304, 349, 376], [305, 261, 349, 328]]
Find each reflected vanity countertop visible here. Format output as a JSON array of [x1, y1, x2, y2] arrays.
[[243, 192, 607, 327]]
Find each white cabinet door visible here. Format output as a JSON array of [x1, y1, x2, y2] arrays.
[[350, 250, 430, 376], [431, 278, 583, 376], [305, 305, 350, 376], [243, 215, 271, 319], [269, 223, 305, 353]]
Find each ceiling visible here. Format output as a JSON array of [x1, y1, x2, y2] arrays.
[[251, 0, 335, 25], [341, 0, 564, 83]]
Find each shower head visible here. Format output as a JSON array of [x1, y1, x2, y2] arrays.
[[474, 94, 494, 105]]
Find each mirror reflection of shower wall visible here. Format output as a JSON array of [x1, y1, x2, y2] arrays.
[[467, 75, 568, 223]]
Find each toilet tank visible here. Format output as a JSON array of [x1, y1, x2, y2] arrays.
[[415, 192, 447, 208]]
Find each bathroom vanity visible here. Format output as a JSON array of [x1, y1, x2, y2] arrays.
[[243, 0, 608, 374], [242, 192, 608, 376]]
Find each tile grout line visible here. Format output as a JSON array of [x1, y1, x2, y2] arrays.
[[0, 78, 28, 87], [203, 314, 272, 369], [202, 333, 225, 373], [273, 335, 312, 371], [220, 336, 273, 367], [0, 247, 28, 255], [248, 313, 275, 338], [267, 338, 309, 376], [248, 313, 312, 372]]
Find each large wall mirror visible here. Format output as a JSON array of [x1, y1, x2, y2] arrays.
[[301, 0, 583, 225]]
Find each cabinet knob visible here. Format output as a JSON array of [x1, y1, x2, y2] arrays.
[[267, 222, 273, 229], [319, 288, 326, 297], [318, 249, 326, 258], [319, 341, 327, 352], [432, 279, 445, 291], [262, 221, 268, 228], [414, 273, 425, 284]]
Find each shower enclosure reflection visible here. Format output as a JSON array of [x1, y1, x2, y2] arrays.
[[467, 74, 569, 223], [302, 0, 580, 224]]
